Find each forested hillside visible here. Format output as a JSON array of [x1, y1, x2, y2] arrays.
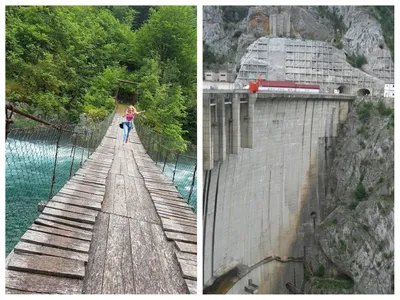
[[6, 6, 197, 146]]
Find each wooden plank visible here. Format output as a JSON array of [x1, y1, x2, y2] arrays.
[[63, 183, 105, 196], [29, 224, 91, 242], [143, 176, 175, 185], [75, 169, 108, 179], [51, 195, 101, 211], [153, 197, 193, 209], [70, 177, 106, 188], [147, 187, 181, 197], [165, 231, 197, 244], [119, 150, 129, 175], [67, 180, 107, 191], [58, 188, 104, 203], [86, 159, 112, 166], [35, 217, 93, 233], [124, 174, 141, 220], [143, 178, 174, 186], [72, 174, 106, 185], [37, 215, 93, 231], [110, 153, 122, 174], [146, 183, 179, 193], [158, 208, 197, 221], [178, 256, 197, 265], [140, 167, 161, 173], [151, 192, 185, 202], [177, 258, 197, 280], [129, 219, 168, 294], [154, 202, 196, 216], [161, 217, 196, 228], [176, 251, 197, 263], [85, 159, 112, 166], [14, 241, 89, 262], [112, 174, 128, 216], [47, 201, 98, 217], [42, 207, 96, 224], [161, 219, 197, 235], [150, 223, 189, 294], [80, 165, 109, 174], [175, 241, 197, 254], [101, 174, 115, 213], [72, 172, 108, 181], [6, 288, 41, 294], [8, 253, 85, 279], [126, 150, 142, 178], [21, 230, 90, 253], [102, 214, 135, 294], [185, 279, 197, 294], [83, 212, 109, 294], [6, 270, 83, 294]]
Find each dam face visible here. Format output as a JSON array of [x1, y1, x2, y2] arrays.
[[203, 91, 354, 293]]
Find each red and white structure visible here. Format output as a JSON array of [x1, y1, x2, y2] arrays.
[[245, 80, 320, 93]]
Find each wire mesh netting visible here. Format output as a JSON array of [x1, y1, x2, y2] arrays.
[[134, 117, 197, 213], [5, 112, 114, 256]]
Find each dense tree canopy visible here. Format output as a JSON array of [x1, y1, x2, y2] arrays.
[[6, 6, 197, 147]]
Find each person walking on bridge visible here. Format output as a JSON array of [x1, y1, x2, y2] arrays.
[[122, 105, 144, 144]]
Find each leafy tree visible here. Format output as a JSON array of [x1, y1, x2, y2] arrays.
[[6, 5, 197, 145], [135, 6, 196, 88], [135, 58, 187, 151]]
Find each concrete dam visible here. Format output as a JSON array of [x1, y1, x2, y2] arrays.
[[203, 90, 354, 293]]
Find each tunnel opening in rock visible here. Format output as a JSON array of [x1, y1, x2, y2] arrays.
[[337, 85, 351, 94], [357, 88, 371, 96]]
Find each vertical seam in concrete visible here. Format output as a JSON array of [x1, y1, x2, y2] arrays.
[[211, 162, 222, 279], [268, 170, 272, 249], [298, 100, 308, 210], [309, 100, 315, 164], [203, 169, 211, 286]]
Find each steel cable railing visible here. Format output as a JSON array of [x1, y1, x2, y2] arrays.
[[5, 104, 114, 255]]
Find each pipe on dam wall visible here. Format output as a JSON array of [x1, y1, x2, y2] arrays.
[[203, 91, 354, 293]]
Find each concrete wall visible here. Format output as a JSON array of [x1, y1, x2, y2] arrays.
[[203, 91, 354, 293]]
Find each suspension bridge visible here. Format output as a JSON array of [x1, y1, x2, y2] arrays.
[[5, 104, 197, 294]]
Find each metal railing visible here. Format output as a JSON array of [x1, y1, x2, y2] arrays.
[[5, 103, 114, 255]]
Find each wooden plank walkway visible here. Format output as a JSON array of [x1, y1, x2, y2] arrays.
[[129, 131, 197, 294], [5, 113, 197, 294]]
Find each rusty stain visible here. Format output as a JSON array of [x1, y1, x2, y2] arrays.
[[264, 17, 270, 35]]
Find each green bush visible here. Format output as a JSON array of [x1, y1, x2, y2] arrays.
[[339, 240, 346, 250], [376, 101, 393, 116], [346, 53, 367, 69], [315, 264, 325, 277], [312, 278, 353, 291], [349, 201, 358, 210], [357, 102, 374, 122], [355, 181, 367, 201]]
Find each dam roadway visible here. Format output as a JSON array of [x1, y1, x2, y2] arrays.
[[203, 90, 354, 293]]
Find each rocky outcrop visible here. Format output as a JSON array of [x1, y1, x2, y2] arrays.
[[308, 97, 394, 294], [203, 6, 393, 83]]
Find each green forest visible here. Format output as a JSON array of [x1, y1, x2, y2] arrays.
[[6, 6, 197, 146]]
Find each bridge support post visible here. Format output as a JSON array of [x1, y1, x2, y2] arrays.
[[203, 94, 213, 170], [217, 95, 226, 162], [232, 94, 241, 154]]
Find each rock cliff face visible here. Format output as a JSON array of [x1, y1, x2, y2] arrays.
[[307, 97, 394, 294], [203, 6, 393, 82]]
